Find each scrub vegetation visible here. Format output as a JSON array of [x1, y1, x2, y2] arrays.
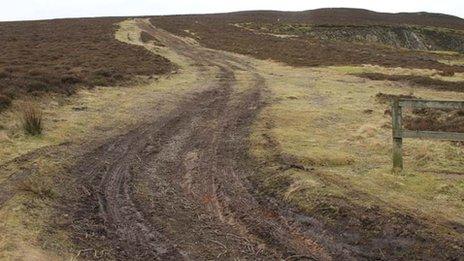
[[1, 7, 464, 260], [151, 9, 464, 71], [0, 19, 203, 259], [0, 18, 173, 111]]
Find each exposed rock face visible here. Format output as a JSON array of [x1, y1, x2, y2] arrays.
[[245, 23, 464, 53], [295, 25, 464, 52]]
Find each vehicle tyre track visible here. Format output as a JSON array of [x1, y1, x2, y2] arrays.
[[69, 20, 337, 260]]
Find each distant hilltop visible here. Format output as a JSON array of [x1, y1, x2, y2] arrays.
[[190, 8, 464, 31]]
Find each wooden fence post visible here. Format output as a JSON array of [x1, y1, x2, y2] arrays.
[[391, 98, 403, 173], [389, 98, 464, 171]]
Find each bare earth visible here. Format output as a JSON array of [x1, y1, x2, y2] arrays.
[[1, 18, 463, 260], [67, 20, 335, 260]]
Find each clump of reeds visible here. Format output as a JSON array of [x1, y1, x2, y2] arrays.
[[21, 101, 43, 136]]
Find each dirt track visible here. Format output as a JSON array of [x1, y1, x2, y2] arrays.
[[70, 19, 464, 261], [0, 16, 463, 261], [67, 20, 345, 260]]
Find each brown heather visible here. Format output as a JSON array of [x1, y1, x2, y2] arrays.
[[0, 18, 174, 110]]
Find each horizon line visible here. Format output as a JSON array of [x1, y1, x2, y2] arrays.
[[1, 7, 463, 23]]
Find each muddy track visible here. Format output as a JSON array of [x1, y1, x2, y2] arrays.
[[67, 20, 350, 260]]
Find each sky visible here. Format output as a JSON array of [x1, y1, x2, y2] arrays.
[[1, 0, 464, 22]]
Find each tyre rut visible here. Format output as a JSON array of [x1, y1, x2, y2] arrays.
[[70, 20, 335, 260]]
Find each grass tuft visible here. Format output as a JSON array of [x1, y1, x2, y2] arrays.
[[18, 176, 57, 199], [20, 102, 43, 136]]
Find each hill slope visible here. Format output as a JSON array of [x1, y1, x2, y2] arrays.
[[225, 8, 464, 30], [151, 8, 464, 70], [0, 12, 464, 261], [1, 8, 464, 111], [0, 18, 173, 110]]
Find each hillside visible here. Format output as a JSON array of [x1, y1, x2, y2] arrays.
[[0, 18, 173, 110], [1, 8, 464, 110], [151, 8, 464, 70], [218, 8, 464, 30], [0, 9, 463, 260]]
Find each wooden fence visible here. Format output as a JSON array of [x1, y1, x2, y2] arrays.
[[391, 98, 464, 172]]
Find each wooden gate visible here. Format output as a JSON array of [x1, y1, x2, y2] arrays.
[[391, 98, 464, 172]]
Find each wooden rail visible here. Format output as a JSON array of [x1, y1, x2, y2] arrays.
[[391, 98, 464, 172]]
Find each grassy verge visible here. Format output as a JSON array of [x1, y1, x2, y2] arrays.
[[0, 19, 207, 259], [0, 155, 71, 260], [250, 61, 464, 241], [439, 58, 464, 66]]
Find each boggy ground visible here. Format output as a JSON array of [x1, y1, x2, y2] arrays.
[[0, 18, 463, 260], [65, 19, 333, 260], [64, 20, 464, 260], [249, 62, 464, 260]]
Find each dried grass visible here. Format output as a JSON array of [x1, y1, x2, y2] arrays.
[[250, 62, 464, 248], [17, 176, 56, 199], [20, 101, 43, 136]]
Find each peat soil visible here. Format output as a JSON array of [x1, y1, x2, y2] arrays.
[[1, 19, 461, 260]]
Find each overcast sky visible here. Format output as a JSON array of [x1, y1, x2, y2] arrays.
[[1, 0, 464, 22]]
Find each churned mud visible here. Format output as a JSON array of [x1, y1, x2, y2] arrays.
[[1, 18, 462, 260], [62, 20, 464, 260], [65, 20, 336, 260]]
